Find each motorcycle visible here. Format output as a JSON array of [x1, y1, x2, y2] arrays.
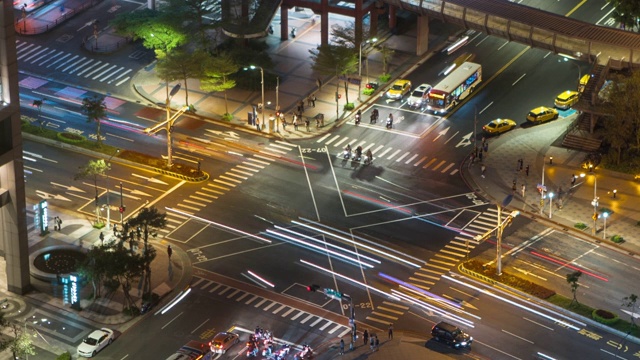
[[262, 340, 274, 356], [294, 344, 313, 359], [342, 149, 351, 159], [364, 154, 372, 166], [246, 341, 259, 357], [352, 149, 362, 162], [271, 344, 290, 360], [355, 113, 361, 125], [386, 116, 393, 129]]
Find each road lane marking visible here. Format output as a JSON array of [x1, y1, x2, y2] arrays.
[[214, 179, 236, 187], [281, 308, 295, 317], [300, 314, 314, 324], [366, 316, 394, 325], [423, 158, 437, 168], [432, 160, 447, 170], [317, 134, 331, 143], [319, 321, 332, 330], [263, 301, 278, 311], [218, 286, 232, 295], [405, 153, 419, 164], [177, 203, 200, 211], [245, 295, 259, 305], [371, 311, 398, 320], [395, 152, 410, 162], [334, 137, 349, 148], [387, 149, 401, 160], [237, 165, 259, 172], [227, 289, 240, 298], [325, 135, 340, 145], [236, 293, 250, 302], [377, 306, 405, 315], [328, 324, 343, 334], [161, 311, 184, 329], [310, 318, 323, 327], [184, 199, 207, 207], [414, 156, 427, 166], [382, 301, 409, 310], [208, 284, 222, 293], [291, 311, 305, 320], [254, 298, 268, 308], [246, 158, 270, 166], [441, 163, 455, 173]]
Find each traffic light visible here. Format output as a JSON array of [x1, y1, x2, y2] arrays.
[[307, 284, 320, 292], [119, 206, 126, 213]]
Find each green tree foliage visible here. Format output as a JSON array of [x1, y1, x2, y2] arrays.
[[163, 0, 221, 49], [566, 270, 582, 306], [309, 45, 358, 105], [74, 159, 109, 223], [81, 95, 107, 147], [111, 10, 186, 58], [377, 44, 395, 75], [8, 323, 36, 359], [200, 52, 239, 116], [157, 49, 207, 107], [77, 244, 112, 299], [127, 207, 166, 297], [608, 0, 640, 31]]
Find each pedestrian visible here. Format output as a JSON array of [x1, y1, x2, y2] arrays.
[[281, 114, 287, 131], [474, 147, 479, 158], [571, 174, 576, 186], [483, 141, 488, 153], [99, 232, 105, 246], [293, 117, 298, 131], [113, 223, 118, 235], [57, 216, 62, 230], [339, 339, 344, 355], [305, 118, 310, 131], [307, 95, 313, 108], [300, 99, 305, 113], [256, 119, 261, 132], [375, 336, 379, 350], [167, 245, 173, 259], [388, 324, 393, 339], [370, 335, 374, 351], [53, 216, 59, 231], [481, 164, 486, 178], [469, 153, 475, 168], [519, 158, 524, 171], [478, 150, 483, 161], [315, 117, 320, 129], [512, 179, 517, 192], [525, 165, 530, 176], [363, 329, 369, 345], [311, 94, 316, 107], [521, 184, 526, 197]]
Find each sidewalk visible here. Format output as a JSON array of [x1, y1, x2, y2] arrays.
[[15, 0, 101, 35], [461, 115, 640, 255]]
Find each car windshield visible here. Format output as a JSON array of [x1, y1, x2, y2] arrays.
[[83, 338, 98, 346], [391, 84, 403, 91], [411, 90, 424, 97]]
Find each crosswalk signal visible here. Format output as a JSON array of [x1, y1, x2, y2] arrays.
[[119, 206, 126, 213], [307, 284, 320, 292]]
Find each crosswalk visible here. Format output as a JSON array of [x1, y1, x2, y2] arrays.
[[159, 141, 298, 237], [316, 133, 459, 175], [15, 40, 133, 87], [402, 207, 499, 293], [190, 276, 353, 338]]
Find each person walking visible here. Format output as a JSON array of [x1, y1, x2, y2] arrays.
[[525, 165, 530, 176], [483, 141, 488, 153], [369, 335, 374, 351], [363, 329, 369, 345], [311, 94, 316, 107], [307, 95, 313, 108], [305, 118, 310, 132], [512, 179, 517, 192], [388, 324, 393, 339], [521, 184, 526, 198], [293, 117, 298, 131], [281, 113, 287, 131], [167, 245, 173, 259], [375, 336, 379, 351], [339, 339, 345, 355], [478, 150, 483, 161], [481, 164, 486, 178]]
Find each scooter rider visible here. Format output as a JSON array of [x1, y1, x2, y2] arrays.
[[355, 109, 362, 125], [356, 146, 363, 159], [366, 149, 372, 161], [386, 113, 394, 128], [371, 108, 379, 123]]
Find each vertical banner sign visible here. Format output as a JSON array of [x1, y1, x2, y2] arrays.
[[70, 274, 80, 309], [33, 204, 40, 232], [38, 200, 48, 235]]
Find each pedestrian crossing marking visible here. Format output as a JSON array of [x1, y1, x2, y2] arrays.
[[245, 295, 259, 305], [192, 277, 206, 287], [395, 152, 410, 162], [424, 263, 450, 271], [366, 316, 394, 325], [309, 318, 323, 327], [382, 301, 409, 310], [378, 148, 392, 157], [237, 165, 260, 173], [213, 179, 236, 187], [281, 308, 295, 317], [291, 311, 305, 320], [319, 321, 332, 330], [254, 154, 276, 162], [430, 259, 456, 267], [432, 160, 447, 170], [300, 314, 314, 324], [177, 203, 200, 211], [338, 328, 352, 338], [373, 145, 384, 153], [236, 293, 250, 302], [208, 283, 222, 293], [218, 286, 232, 295], [254, 298, 268, 308], [441, 163, 455, 173], [328, 324, 343, 334], [224, 172, 248, 180], [404, 153, 418, 164], [325, 135, 340, 145], [434, 253, 459, 262], [387, 149, 401, 160], [423, 158, 437, 169], [334, 137, 349, 148], [206, 183, 229, 191], [408, 277, 434, 285], [263, 301, 277, 311], [183, 199, 207, 207], [376, 306, 404, 315], [227, 289, 240, 298], [272, 304, 286, 314]]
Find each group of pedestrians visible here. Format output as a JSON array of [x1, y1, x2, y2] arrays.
[[339, 324, 393, 355], [278, 94, 319, 132]]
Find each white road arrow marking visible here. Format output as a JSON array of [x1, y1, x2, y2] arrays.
[[77, 20, 97, 32], [621, 309, 640, 319], [433, 126, 450, 142], [130, 190, 151, 197], [455, 132, 473, 148], [35, 190, 71, 201], [50, 182, 85, 192], [131, 173, 169, 185]]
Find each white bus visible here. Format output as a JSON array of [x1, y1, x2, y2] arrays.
[[427, 62, 482, 114]]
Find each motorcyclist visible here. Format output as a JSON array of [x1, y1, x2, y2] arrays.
[[372, 108, 379, 122], [345, 144, 352, 153], [355, 109, 361, 124], [356, 146, 362, 159], [366, 149, 372, 161], [387, 113, 394, 128]]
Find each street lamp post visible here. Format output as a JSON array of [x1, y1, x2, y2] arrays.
[[105, 148, 120, 231], [562, 57, 582, 91], [580, 173, 599, 235], [119, 182, 124, 224], [275, 76, 280, 132], [548, 192, 554, 218], [358, 37, 377, 101], [540, 160, 546, 215], [602, 212, 609, 239], [248, 65, 265, 132], [165, 83, 181, 168]]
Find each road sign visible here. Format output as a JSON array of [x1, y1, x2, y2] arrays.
[[592, 213, 598, 221]]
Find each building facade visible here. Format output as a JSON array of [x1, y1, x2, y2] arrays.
[[1, 1, 31, 294]]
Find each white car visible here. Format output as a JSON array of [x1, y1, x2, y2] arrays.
[[407, 83, 432, 108], [77, 328, 114, 357]]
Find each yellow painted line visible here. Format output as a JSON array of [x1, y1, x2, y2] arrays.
[[370, 311, 398, 320], [365, 316, 394, 325], [207, 183, 230, 191], [382, 301, 409, 310], [434, 253, 459, 261], [412, 272, 441, 281], [565, 0, 587, 17], [376, 306, 405, 315], [213, 179, 236, 187]]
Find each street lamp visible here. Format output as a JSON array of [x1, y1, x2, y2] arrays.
[[105, 148, 120, 231], [358, 37, 377, 101], [580, 173, 598, 235], [275, 76, 280, 132], [246, 65, 265, 132], [166, 83, 181, 168], [562, 57, 581, 91], [540, 159, 546, 215], [548, 192, 554, 218], [602, 212, 609, 239]]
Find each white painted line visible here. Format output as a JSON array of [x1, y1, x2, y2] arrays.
[[213, 179, 236, 187], [376, 306, 405, 315], [291, 311, 305, 320], [275, 140, 297, 148], [387, 149, 401, 160], [237, 165, 260, 172], [423, 158, 437, 169], [226, 289, 240, 298], [300, 314, 314, 324], [255, 154, 276, 162], [317, 134, 331, 143], [236, 293, 250, 302], [441, 163, 455, 173], [310, 318, 323, 327], [263, 301, 277, 311], [195, 192, 217, 199], [183, 199, 207, 207], [338, 327, 352, 338], [218, 286, 232, 295], [254, 298, 268, 308], [192, 278, 205, 287], [328, 324, 343, 334], [208, 183, 230, 191], [272, 304, 287, 314], [395, 152, 410, 162], [219, 175, 242, 183], [246, 158, 270, 166], [223, 172, 247, 180], [245, 295, 259, 305], [432, 160, 447, 170], [379, 147, 392, 158], [209, 284, 222, 293], [366, 316, 393, 325], [450, 169, 459, 175], [333, 137, 349, 148], [373, 145, 384, 154], [325, 135, 340, 145], [382, 301, 409, 310], [319, 321, 333, 330], [229, 169, 254, 176], [281, 308, 295, 317], [177, 203, 200, 211]]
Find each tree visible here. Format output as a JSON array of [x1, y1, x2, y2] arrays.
[[164, 0, 221, 49], [127, 207, 166, 296], [608, 0, 640, 31], [74, 159, 109, 224], [157, 48, 207, 107], [111, 10, 186, 58], [8, 323, 36, 359], [377, 44, 395, 75], [566, 270, 582, 306], [309, 45, 358, 116], [77, 244, 112, 299], [104, 246, 145, 311], [200, 52, 239, 116], [622, 294, 638, 327], [81, 95, 107, 146]]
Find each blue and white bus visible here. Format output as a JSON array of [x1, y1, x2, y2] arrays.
[[427, 62, 482, 114]]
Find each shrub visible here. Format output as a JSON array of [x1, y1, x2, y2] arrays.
[[592, 309, 619, 325], [611, 235, 625, 243], [222, 113, 233, 122], [463, 260, 555, 299], [57, 132, 86, 144], [574, 222, 588, 230], [93, 221, 105, 229], [378, 73, 391, 83], [343, 103, 355, 111], [123, 306, 140, 317], [56, 352, 72, 360], [362, 88, 375, 96]]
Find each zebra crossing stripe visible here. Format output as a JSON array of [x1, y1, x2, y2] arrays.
[[291, 311, 305, 320], [382, 301, 409, 310], [69, 59, 95, 74], [199, 280, 213, 290], [334, 137, 349, 148], [325, 135, 340, 145], [245, 295, 259, 305], [441, 163, 455, 173], [60, 56, 83, 72], [450, 169, 459, 175], [23, 47, 48, 62], [218, 286, 232, 295], [404, 154, 418, 164], [236, 293, 250, 302], [208, 284, 222, 293], [176, 203, 199, 211], [46, 53, 71, 68], [254, 298, 268, 308], [423, 158, 437, 169], [409, 277, 434, 285], [414, 156, 428, 166], [227, 289, 240, 298], [272, 304, 286, 314], [376, 306, 404, 315], [85, 63, 110, 77], [33, 50, 59, 64], [387, 149, 401, 160], [281, 308, 295, 317], [395, 152, 410, 162], [432, 160, 447, 170], [373, 145, 384, 154], [318, 321, 332, 331], [338, 328, 352, 338], [192, 278, 206, 287], [309, 318, 323, 327], [263, 301, 277, 311], [370, 311, 398, 320], [300, 314, 314, 324], [92, 64, 117, 80]]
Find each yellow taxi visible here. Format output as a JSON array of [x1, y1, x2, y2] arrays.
[[554, 90, 580, 110], [578, 74, 591, 93], [386, 80, 412, 100], [526, 106, 559, 123], [482, 118, 517, 135]]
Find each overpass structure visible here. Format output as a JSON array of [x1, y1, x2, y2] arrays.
[[221, 0, 640, 68]]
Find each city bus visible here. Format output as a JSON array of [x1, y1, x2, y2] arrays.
[[426, 62, 482, 114]]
